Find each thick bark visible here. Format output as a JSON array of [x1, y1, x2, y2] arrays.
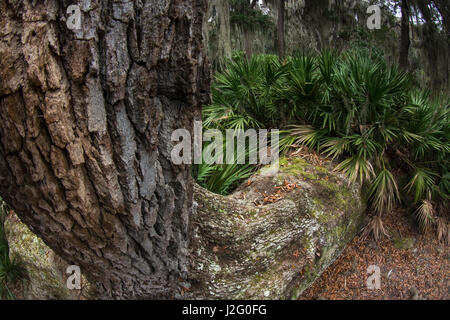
[[0, 0, 210, 299], [399, 0, 410, 70]]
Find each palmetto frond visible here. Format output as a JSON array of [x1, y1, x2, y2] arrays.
[[288, 125, 328, 151], [416, 200, 435, 233], [335, 155, 375, 184], [368, 167, 400, 214], [321, 137, 351, 159], [405, 167, 438, 202], [361, 215, 390, 241]]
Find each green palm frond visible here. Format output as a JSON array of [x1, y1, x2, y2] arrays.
[[289, 125, 327, 151], [405, 167, 438, 202], [368, 167, 400, 213], [335, 155, 374, 184], [321, 137, 351, 159]]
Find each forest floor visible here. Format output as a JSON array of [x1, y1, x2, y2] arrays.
[[300, 208, 449, 300]]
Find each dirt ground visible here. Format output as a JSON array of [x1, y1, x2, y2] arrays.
[[300, 208, 449, 300]]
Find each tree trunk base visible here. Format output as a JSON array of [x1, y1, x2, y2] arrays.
[[6, 156, 366, 299]]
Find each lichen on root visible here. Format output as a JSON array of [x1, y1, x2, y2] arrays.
[[187, 156, 367, 299]]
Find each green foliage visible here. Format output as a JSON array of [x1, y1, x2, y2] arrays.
[[199, 48, 449, 238], [0, 198, 27, 300], [204, 51, 288, 130], [195, 158, 256, 196], [281, 49, 449, 233], [194, 129, 258, 195]]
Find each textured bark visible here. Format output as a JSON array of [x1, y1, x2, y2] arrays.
[[243, 28, 252, 58], [217, 0, 232, 61], [0, 0, 210, 299]]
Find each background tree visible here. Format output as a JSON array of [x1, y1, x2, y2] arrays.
[[277, 0, 285, 57], [412, 0, 450, 91], [399, 0, 411, 70], [230, 0, 273, 57], [263, 0, 286, 57], [431, 0, 449, 40], [204, 0, 232, 70]]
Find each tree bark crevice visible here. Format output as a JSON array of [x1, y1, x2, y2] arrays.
[[0, 0, 210, 299]]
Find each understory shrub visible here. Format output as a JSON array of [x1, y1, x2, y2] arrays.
[[196, 49, 449, 241]]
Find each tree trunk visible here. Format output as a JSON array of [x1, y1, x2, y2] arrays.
[[243, 28, 252, 58], [0, 0, 210, 299], [187, 168, 366, 299], [432, 0, 450, 42], [0, 0, 366, 300], [218, 0, 232, 62], [204, 0, 232, 70], [277, 0, 285, 57], [399, 0, 410, 70]]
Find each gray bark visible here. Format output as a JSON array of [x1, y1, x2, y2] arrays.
[[277, 0, 285, 57], [0, 0, 210, 299], [218, 0, 232, 61], [399, 0, 410, 70]]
